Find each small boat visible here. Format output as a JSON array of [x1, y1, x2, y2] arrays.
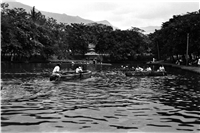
[[125, 71, 167, 76], [50, 70, 92, 81]]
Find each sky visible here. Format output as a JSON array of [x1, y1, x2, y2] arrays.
[[3, 0, 200, 30]]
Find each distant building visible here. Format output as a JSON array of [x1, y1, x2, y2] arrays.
[[85, 43, 100, 64]]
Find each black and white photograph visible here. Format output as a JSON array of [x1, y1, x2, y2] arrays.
[[1, 0, 200, 132]]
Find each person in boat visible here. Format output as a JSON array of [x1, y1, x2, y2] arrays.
[[50, 64, 61, 81], [131, 66, 135, 71], [198, 58, 200, 66], [76, 66, 83, 73], [52, 64, 61, 76], [135, 66, 140, 71], [157, 66, 165, 72], [121, 65, 129, 71], [135, 66, 143, 72], [76, 66, 83, 79], [146, 66, 152, 71]]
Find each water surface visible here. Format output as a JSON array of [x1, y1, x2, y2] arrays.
[[1, 63, 200, 132]]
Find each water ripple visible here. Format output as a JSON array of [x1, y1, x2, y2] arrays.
[[1, 71, 200, 132]]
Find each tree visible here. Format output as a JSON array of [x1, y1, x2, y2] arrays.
[[149, 10, 200, 61]]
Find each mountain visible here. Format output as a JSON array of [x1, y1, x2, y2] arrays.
[[4, 1, 159, 33], [41, 12, 94, 24], [5, 1, 114, 27], [5, 1, 40, 12], [140, 26, 161, 34], [96, 20, 111, 26]]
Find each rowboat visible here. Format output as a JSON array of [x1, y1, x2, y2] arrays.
[[50, 70, 92, 81], [125, 71, 167, 76]]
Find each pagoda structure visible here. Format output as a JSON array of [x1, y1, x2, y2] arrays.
[[85, 43, 100, 64]]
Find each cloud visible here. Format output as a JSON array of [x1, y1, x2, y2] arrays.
[[109, 1, 199, 29], [137, 2, 199, 19], [14, 0, 200, 30], [87, 2, 118, 12], [2, 0, 16, 2]]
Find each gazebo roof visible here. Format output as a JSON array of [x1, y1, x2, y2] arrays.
[[85, 52, 99, 56]]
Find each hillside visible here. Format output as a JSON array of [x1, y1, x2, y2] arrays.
[[6, 1, 113, 27], [5, 1, 159, 33], [140, 26, 161, 34]]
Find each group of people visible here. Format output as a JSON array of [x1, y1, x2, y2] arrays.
[[52, 64, 83, 77], [135, 66, 165, 72], [176, 56, 200, 66], [135, 66, 151, 72], [121, 65, 165, 72], [52, 63, 166, 77]]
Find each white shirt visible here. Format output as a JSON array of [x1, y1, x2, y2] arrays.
[[198, 59, 200, 65], [159, 66, 165, 71], [53, 66, 60, 73], [76, 67, 83, 73], [147, 67, 152, 71]]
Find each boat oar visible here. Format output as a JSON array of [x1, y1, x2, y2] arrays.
[[79, 72, 82, 79]]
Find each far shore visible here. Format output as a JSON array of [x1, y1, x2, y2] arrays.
[[148, 61, 200, 74], [2, 59, 200, 74], [1, 59, 112, 66]]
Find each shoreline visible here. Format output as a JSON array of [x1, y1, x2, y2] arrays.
[[148, 61, 200, 74], [1, 60, 112, 66]]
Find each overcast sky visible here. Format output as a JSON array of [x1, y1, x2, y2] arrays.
[[4, 0, 200, 30]]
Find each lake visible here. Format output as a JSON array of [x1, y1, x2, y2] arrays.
[[1, 63, 200, 133]]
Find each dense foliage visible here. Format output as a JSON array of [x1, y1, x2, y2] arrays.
[[1, 3, 150, 62], [149, 10, 200, 63], [1, 3, 199, 63]]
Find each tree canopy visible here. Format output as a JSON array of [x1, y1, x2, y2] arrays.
[[2, 3, 199, 63], [149, 10, 200, 61], [1, 3, 150, 62]]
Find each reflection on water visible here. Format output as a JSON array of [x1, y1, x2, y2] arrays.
[[1, 65, 200, 132]]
